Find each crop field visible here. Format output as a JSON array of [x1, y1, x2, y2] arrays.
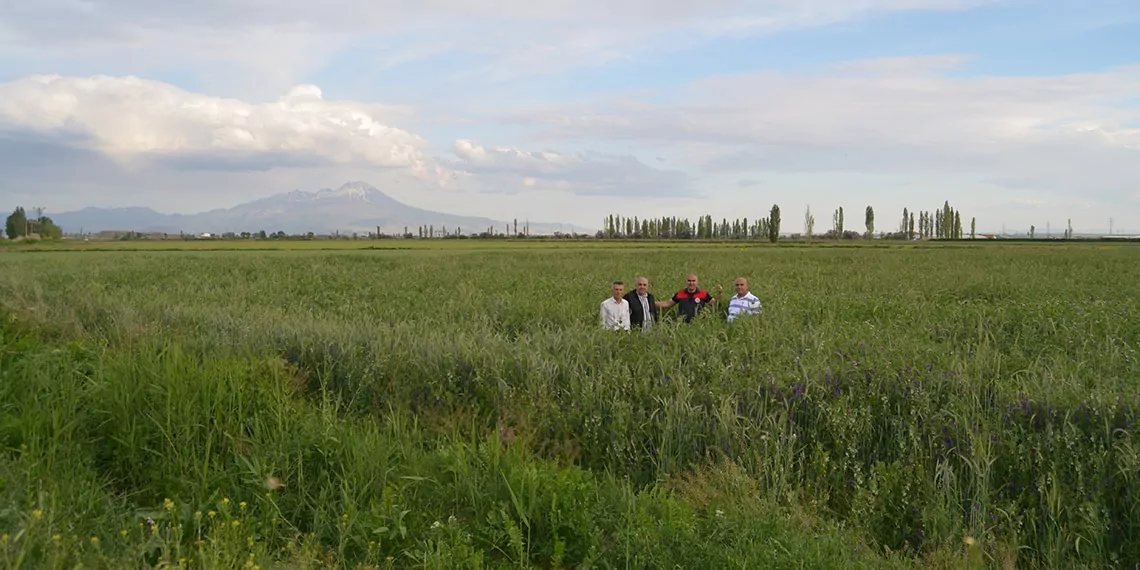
[[1, 242, 1139, 568]]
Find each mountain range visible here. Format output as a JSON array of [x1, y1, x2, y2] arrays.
[[48, 182, 576, 236]]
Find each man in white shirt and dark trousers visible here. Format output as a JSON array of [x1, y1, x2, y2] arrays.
[[599, 281, 631, 331], [726, 277, 762, 322]]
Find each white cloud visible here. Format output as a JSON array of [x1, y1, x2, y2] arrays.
[[829, 54, 977, 76], [0, 73, 690, 210], [0, 0, 992, 93], [0, 75, 430, 171], [510, 61, 1140, 198], [450, 139, 692, 196]]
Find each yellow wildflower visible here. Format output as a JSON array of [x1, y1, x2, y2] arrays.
[[32, 509, 43, 520], [90, 536, 100, 545], [164, 498, 175, 511]]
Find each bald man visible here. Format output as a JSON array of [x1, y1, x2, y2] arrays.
[[623, 276, 659, 331], [656, 273, 717, 323], [726, 277, 762, 322]]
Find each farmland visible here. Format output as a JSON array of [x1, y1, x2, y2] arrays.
[[1, 242, 1139, 568]]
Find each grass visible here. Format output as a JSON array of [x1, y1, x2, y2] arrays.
[[1, 242, 1138, 568], [4, 236, 1130, 253]]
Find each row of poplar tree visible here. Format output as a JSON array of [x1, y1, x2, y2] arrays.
[[900, 201, 975, 240], [601, 205, 784, 242], [599, 201, 978, 241]]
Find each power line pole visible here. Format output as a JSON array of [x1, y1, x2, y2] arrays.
[[1109, 218, 1114, 236]]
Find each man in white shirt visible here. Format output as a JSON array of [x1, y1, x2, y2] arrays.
[[599, 281, 631, 330], [726, 277, 762, 322]]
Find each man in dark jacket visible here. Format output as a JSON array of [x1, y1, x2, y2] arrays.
[[623, 275, 659, 331]]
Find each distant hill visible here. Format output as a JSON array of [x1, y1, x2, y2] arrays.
[[49, 182, 576, 236]]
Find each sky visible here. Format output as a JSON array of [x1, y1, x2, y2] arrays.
[[1, 0, 1138, 234]]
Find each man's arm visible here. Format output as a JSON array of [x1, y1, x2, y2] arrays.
[[621, 302, 631, 330], [599, 302, 607, 327], [656, 292, 679, 308]]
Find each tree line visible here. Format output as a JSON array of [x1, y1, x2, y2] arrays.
[[600, 205, 784, 242], [4, 207, 62, 240], [598, 202, 982, 242], [9, 201, 1049, 243], [900, 201, 976, 240]]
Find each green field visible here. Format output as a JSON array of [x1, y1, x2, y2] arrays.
[[2, 242, 1138, 568]]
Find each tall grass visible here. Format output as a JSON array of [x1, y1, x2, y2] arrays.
[[0, 315, 902, 568], [1, 243, 1138, 567]]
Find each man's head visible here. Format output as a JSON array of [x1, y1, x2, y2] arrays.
[[734, 277, 749, 297], [611, 281, 625, 300], [635, 276, 649, 295], [685, 273, 699, 291]]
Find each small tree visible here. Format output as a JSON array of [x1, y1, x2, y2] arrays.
[[769, 204, 781, 243], [865, 205, 874, 238], [1029, 225, 1036, 239], [804, 205, 815, 243], [970, 217, 976, 239]]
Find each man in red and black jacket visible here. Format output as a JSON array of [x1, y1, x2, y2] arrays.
[[657, 273, 720, 323]]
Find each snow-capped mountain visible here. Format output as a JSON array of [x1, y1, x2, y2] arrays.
[[48, 182, 569, 235]]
